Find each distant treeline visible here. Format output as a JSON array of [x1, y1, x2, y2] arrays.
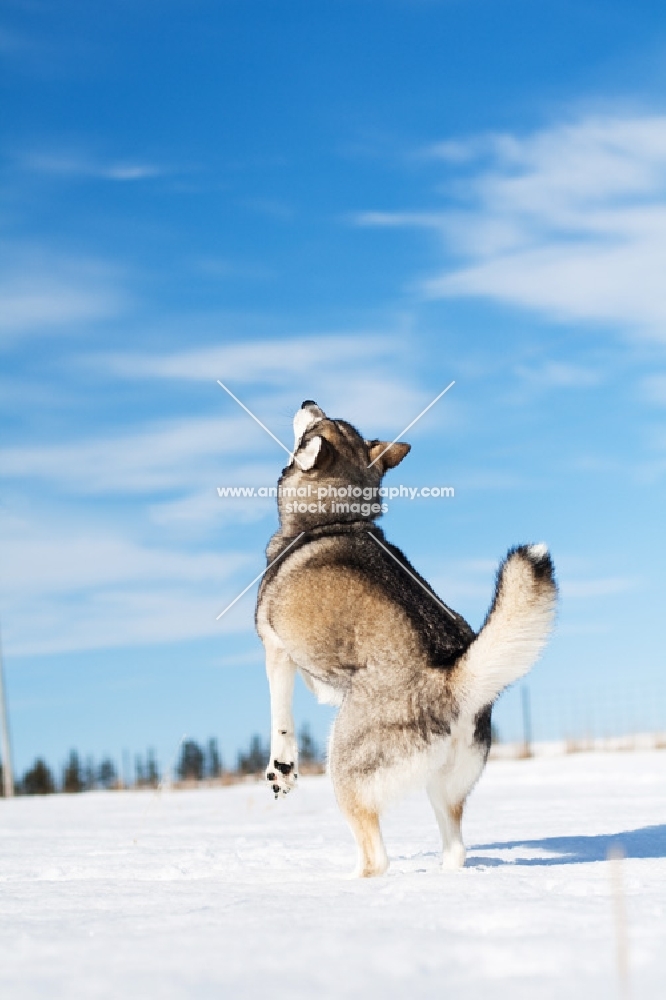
[[0, 724, 322, 796]]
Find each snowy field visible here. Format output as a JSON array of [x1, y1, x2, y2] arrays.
[[1, 752, 664, 999]]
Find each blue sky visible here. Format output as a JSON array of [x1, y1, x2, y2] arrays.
[[2, 0, 666, 776]]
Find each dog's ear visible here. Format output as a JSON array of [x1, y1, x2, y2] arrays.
[[367, 440, 411, 471], [295, 435, 329, 471]]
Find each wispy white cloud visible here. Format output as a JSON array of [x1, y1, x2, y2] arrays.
[[2, 337, 448, 496], [0, 374, 71, 408], [641, 373, 666, 404], [100, 334, 400, 383], [1, 330, 445, 499], [0, 510, 256, 656], [0, 515, 245, 595], [360, 113, 666, 338], [422, 560, 495, 625], [149, 461, 279, 529], [356, 210, 446, 230], [0, 331, 459, 655], [429, 559, 641, 626], [515, 361, 604, 388], [560, 576, 640, 599], [0, 407, 286, 654], [0, 414, 258, 493], [645, 423, 666, 452], [241, 197, 294, 221], [454, 471, 532, 491], [2, 585, 250, 658], [95, 334, 445, 436], [193, 257, 275, 281], [0, 246, 125, 341], [148, 488, 271, 529], [20, 150, 166, 182]]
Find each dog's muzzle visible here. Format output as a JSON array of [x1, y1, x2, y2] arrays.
[[293, 401, 325, 451]]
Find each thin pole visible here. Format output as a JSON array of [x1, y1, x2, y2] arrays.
[[608, 845, 630, 1000], [0, 622, 15, 797]]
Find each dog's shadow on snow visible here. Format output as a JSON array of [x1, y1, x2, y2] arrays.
[[466, 823, 666, 867]]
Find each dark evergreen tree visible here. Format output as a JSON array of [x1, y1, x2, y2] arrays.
[[236, 734, 267, 775], [135, 754, 145, 787], [146, 749, 160, 787], [178, 739, 205, 781], [98, 757, 117, 789], [298, 723, 319, 764], [63, 751, 83, 793], [22, 759, 55, 795], [207, 738, 222, 778]]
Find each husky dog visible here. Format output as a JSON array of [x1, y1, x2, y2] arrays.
[[256, 401, 557, 877]]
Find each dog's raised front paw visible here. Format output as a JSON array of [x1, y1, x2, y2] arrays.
[[265, 758, 298, 799]]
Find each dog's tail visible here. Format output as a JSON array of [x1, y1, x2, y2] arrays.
[[452, 544, 557, 712]]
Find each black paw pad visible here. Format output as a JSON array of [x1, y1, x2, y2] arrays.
[[272, 784, 280, 794], [274, 760, 294, 775], [267, 772, 276, 781]]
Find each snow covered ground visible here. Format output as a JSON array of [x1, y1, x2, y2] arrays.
[[0, 751, 664, 999]]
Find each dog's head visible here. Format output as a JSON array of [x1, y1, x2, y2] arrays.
[[276, 400, 410, 534]]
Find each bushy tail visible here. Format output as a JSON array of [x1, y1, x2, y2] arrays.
[[453, 544, 557, 712]]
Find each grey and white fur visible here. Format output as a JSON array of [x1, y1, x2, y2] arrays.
[[256, 401, 557, 877]]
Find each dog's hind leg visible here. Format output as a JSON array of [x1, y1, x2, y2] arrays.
[[336, 790, 389, 878], [328, 714, 389, 877], [263, 629, 299, 798], [426, 769, 466, 871]]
